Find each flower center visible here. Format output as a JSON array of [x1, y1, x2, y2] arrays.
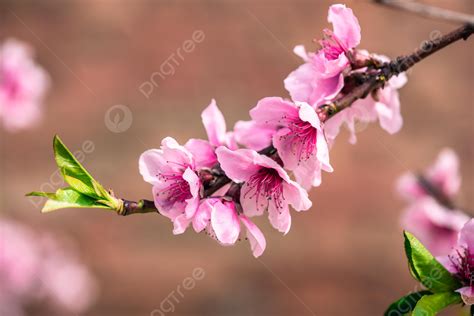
[[245, 168, 284, 209], [281, 118, 318, 163], [449, 247, 474, 288], [319, 29, 346, 60], [157, 171, 192, 204], [0, 66, 20, 101]]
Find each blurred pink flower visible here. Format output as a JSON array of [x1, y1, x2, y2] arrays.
[[284, 4, 361, 107], [0, 218, 97, 315], [0, 39, 49, 132], [216, 146, 312, 234], [234, 97, 332, 188], [401, 198, 469, 257], [193, 198, 266, 257], [139, 137, 202, 234], [397, 148, 461, 202], [324, 52, 407, 144], [0, 219, 40, 298], [438, 219, 474, 305], [39, 236, 98, 313]]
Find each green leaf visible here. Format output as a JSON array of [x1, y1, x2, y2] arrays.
[[404, 232, 461, 292], [26, 191, 56, 199], [412, 292, 462, 316], [53, 135, 108, 199], [38, 188, 113, 213], [384, 291, 431, 316]]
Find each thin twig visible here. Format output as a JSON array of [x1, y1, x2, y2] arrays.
[[375, 0, 474, 25]]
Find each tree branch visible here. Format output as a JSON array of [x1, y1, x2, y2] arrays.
[[120, 23, 473, 216], [375, 0, 474, 25], [317, 23, 474, 119]]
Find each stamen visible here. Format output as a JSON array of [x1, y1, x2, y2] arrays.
[[319, 28, 346, 60], [449, 246, 473, 287], [279, 118, 318, 163], [244, 168, 285, 210], [156, 171, 193, 204]]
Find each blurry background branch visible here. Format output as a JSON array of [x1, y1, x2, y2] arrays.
[[375, 0, 474, 25]]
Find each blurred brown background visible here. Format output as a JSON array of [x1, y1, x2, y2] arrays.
[[1, 0, 473, 315]]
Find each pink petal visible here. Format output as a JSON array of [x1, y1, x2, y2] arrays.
[[250, 97, 298, 125], [297, 102, 322, 130], [283, 181, 312, 211], [389, 72, 408, 90], [312, 50, 349, 79], [374, 87, 403, 134], [0, 39, 50, 132], [268, 202, 292, 235], [215, 147, 261, 182], [316, 130, 333, 172], [323, 96, 378, 144], [184, 138, 217, 168], [291, 155, 322, 189], [428, 148, 461, 198], [211, 201, 240, 245], [161, 137, 194, 168], [201, 99, 226, 146], [183, 167, 201, 219], [192, 199, 214, 232], [233, 120, 275, 151], [284, 63, 318, 105], [328, 4, 361, 49], [293, 45, 310, 62], [240, 181, 268, 217], [273, 127, 298, 170], [153, 184, 186, 219], [138, 149, 166, 185], [456, 287, 474, 305], [396, 172, 425, 201], [240, 215, 266, 257], [173, 213, 192, 235], [436, 256, 457, 274], [285, 64, 344, 107], [459, 219, 474, 250], [224, 131, 239, 150]]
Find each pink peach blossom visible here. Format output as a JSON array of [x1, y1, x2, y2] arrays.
[[401, 198, 469, 257], [139, 137, 202, 234], [234, 97, 332, 188], [193, 198, 266, 257], [0, 219, 40, 298], [0, 39, 49, 132], [216, 146, 312, 234], [397, 148, 461, 202], [324, 53, 407, 144], [0, 218, 97, 314], [284, 4, 361, 107], [438, 219, 474, 305], [39, 235, 98, 314]]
